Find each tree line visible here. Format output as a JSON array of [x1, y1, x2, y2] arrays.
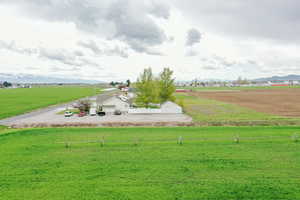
[[0, 81, 12, 88]]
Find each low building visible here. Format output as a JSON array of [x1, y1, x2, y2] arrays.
[[161, 101, 183, 114], [128, 101, 183, 114], [98, 96, 130, 114]]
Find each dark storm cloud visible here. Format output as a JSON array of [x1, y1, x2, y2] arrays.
[[174, 0, 300, 42], [185, 49, 198, 57], [39, 48, 102, 68], [78, 40, 102, 55], [202, 65, 219, 70], [73, 50, 85, 57], [200, 55, 238, 70], [0, 40, 102, 68], [0, 40, 37, 55], [78, 40, 129, 58], [186, 28, 202, 46], [1, 0, 170, 54]]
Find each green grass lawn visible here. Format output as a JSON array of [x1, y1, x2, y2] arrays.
[[178, 85, 300, 91], [0, 126, 300, 199], [0, 87, 101, 119]]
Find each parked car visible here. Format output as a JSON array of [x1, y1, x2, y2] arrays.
[[64, 111, 73, 117], [114, 109, 122, 115], [98, 111, 106, 116], [78, 111, 86, 117], [89, 107, 97, 116]]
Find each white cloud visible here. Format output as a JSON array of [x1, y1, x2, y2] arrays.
[[0, 1, 300, 82]]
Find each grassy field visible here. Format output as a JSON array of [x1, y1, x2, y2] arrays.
[[0, 87, 100, 120], [178, 85, 300, 91], [176, 93, 287, 124], [1, 126, 300, 199]]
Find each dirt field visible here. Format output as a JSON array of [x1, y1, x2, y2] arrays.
[[191, 88, 300, 117]]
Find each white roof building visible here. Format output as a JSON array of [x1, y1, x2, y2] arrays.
[[161, 101, 183, 114], [100, 96, 130, 114]]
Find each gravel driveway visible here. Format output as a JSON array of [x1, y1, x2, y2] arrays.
[[0, 93, 192, 127]]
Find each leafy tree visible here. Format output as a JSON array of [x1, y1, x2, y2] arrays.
[[126, 79, 131, 87], [3, 81, 12, 88], [75, 100, 91, 113], [236, 76, 249, 85], [109, 81, 115, 86], [135, 68, 159, 107], [158, 68, 175, 103]]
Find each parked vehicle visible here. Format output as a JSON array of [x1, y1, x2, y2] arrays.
[[64, 111, 73, 117], [89, 107, 97, 116], [98, 111, 106, 116], [114, 109, 122, 115], [78, 111, 86, 117]]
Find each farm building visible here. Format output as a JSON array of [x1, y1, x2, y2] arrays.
[[128, 101, 183, 114], [98, 96, 130, 114], [161, 101, 183, 113]]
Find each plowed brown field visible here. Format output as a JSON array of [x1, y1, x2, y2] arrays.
[[190, 88, 300, 117]]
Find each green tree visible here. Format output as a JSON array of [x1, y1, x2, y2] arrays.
[[126, 79, 131, 87], [3, 81, 12, 88], [158, 68, 175, 103], [135, 68, 159, 107], [109, 81, 115, 86]]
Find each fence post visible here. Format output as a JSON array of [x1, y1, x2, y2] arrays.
[[101, 136, 105, 147], [234, 135, 240, 144], [134, 138, 139, 146], [65, 142, 70, 149], [178, 136, 183, 145], [292, 133, 299, 143]]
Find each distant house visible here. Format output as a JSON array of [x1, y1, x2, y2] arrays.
[[98, 96, 130, 114]]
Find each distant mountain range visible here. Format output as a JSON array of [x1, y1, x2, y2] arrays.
[[0, 73, 102, 84], [254, 74, 300, 82]]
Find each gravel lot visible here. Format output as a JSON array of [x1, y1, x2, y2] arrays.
[[4, 108, 192, 126], [1, 107, 192, 127], [0, 93, 192, 127]]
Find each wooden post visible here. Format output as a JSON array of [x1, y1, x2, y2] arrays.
[[234, 135, 240, 144], [101, 136, 105, 147], [134, 138, 139, 146], [292, 133, 299, 143], [178, 136, 183, 145], [65, 142, 70, 149]]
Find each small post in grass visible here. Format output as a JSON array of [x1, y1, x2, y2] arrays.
[[65, 142, 70, 149], [178, 136, 183, 145], [134, 138, 139, 146], [100, 136, 105, 147], [292, 133, 299, 143], [234, 135, 240, 144]]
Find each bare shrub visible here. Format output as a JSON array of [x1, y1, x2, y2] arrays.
[[74, 100, 91, 113]]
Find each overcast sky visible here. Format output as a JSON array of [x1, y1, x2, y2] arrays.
[[0, 0, 299, 82]]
